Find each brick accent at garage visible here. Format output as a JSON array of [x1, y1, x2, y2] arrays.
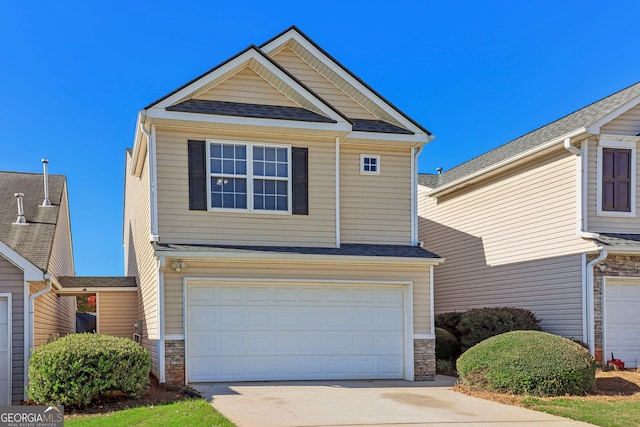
[[414, 338, 436, 380], [165, 340, 185, 385], [589, 254, 640, 363]]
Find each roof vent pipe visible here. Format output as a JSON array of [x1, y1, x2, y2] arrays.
[[41, 159, 51, 207], [14, 193, 27, 224], [436, 167, 443, 175]]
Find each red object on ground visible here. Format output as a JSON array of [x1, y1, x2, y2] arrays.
[[607, 352, 625, 369]]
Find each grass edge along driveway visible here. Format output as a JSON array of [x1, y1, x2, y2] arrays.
[[522, 396, 640, 427], [64, 399, 235, 427]]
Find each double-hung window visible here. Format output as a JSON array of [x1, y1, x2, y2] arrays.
[[208, 140, 291, 212]]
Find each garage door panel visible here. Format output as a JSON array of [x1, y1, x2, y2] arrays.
[[605, 281, 640, 368], [186, 283, 406, 382]]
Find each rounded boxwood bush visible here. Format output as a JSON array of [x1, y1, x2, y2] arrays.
[[457, 330, 595, 396], [435, 327, 461, 360], [28, 333, 151, 406], [457, 307, 541, 348]]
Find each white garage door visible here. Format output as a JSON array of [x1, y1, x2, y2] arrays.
[[186, 282, 406, 382], [605, 279, 640, 368], [0, 297, 10, 405]]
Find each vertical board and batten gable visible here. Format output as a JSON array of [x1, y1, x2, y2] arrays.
[[340, 145, 412, 245], [586, 106, 640, 232], [124, 152, 159, 374], [0, 256, 24, 405], [271, 47, 377, 120], [97, 291, 138, 338], [155, 127, 337, 247], [420, 149, 597, 339], [162, 259, 432, 337], [192, 68, 299, 107]]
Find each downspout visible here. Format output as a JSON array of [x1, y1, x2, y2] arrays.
[[139, 122, 160, 242], [585, 249, 607, 357], [335, 137, 341, 248], [563, 137, 599, 239], [411, 145, 424, 246], [158, 256, 166, 383], [28, 275, 52, 352]]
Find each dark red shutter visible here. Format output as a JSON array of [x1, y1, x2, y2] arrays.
[[602, 148, 631, 212], [292, 147, 308, 215], [188, 140, 207, 210]]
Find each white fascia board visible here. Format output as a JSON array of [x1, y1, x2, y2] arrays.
[[56, 287, 137, 294], [155, 249, 444, 266], [345, 131, 431, 144], [0, 241, 43, 282], [261, 31, 426, 135], [150, 48, 348, 126], [145, 109, 352, 133], [427, 127, 590, 197], [131, 111, 148, 177], [588, 96, 640, 133]]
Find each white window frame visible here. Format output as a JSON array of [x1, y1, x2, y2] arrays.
[[360, 154, 381, 175], [596, 138, 636, 217], [206, 139, 292, 214]]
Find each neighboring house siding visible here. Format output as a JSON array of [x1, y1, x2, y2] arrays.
[[124, 151, 159, 374], [97, 291, 138, 338], [193, 68, 298, 107], [586, 137, 640, 233], [271, 47, 377, 120], [0, 256, 25, 405], [340, 145, 412, 245], [162, 259, 433, 336], [420, 149, 596, 339], [155, 127, 337, 246]]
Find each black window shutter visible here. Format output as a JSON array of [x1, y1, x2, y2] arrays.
[[602, 147, 631, 212], [188, 140, 207, 210], [291, 147, 308, 215]]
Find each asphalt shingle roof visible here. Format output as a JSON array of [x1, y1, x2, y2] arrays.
[[153, 242, 441, 259], [351, 119, 414, 135], [58, 276, 137, 288], [166, 99, 337, 123], [424, 81, 640, 189], [593, 233, 640, 248], [0, 171, 66, 271]]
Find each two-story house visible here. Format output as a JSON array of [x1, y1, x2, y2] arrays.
[[124, 27, 442, 385], [419, 81, 640, 367], [0, 165, 76, 404]]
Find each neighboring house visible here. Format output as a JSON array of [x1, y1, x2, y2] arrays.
[[419, 81, 640, 367], [124, 26, 441, 385], [0, 167, 76, 404]]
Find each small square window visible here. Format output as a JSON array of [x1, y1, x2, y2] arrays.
[[360, 154, 380, 175]]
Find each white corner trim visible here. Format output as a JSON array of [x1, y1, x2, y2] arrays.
[[0, 293, 12, 405], [335, 137, 341, 248], [429, 265, 435, 335], [150, 125, 160, 239], [595, 139, 636, 217], [581, 253, 588, 343]]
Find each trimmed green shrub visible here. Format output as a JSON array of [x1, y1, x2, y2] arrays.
[[28, 333, 151, 407], [457, 307, 541, 348], [435, 327, 461, 361], [434, 311, 463, 340], [457, 330, 596, 396]]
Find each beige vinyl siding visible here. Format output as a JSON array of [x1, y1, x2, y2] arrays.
[[193, 68, 298, 107], [31, 283, 76, 346], [340, 145, 411, 244], [601, 104, 640, 135], [47, 185, 74, 277], [420, 149, 598, 339], [0, 255, 25, 405], [97, 291, 138, 338], [272, 47, 377, 120], [155, 127, 337, 246], [586, 137, 640, 232], [124, 149, 159, 378], [162, 258, 432, 336]]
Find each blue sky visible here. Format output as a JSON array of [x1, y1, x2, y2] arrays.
[[1, 1, 639, 276]]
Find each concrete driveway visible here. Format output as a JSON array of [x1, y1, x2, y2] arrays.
[[193, 376, 594, 427]]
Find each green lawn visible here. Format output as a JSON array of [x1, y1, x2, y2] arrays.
[[64, 399, 235, 427], [522, 397, 640, 427]]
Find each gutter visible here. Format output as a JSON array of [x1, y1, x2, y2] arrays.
[[585, 249, 607, 357], [427, 127, 591, 197]]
